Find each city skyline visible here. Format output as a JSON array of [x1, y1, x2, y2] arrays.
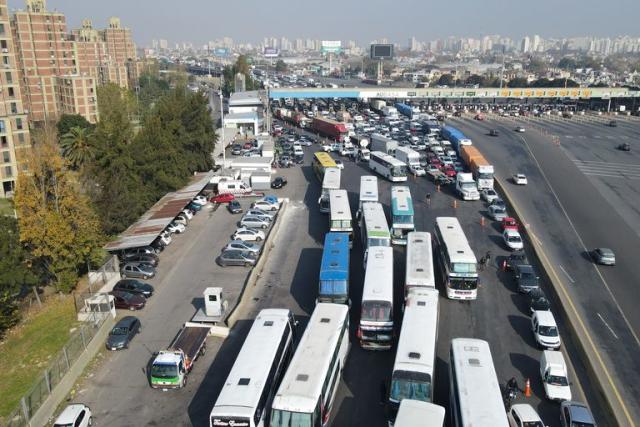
[[7, 0, 640, 47]]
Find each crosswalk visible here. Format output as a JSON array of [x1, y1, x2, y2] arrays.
[[573, 159, 640, 179]]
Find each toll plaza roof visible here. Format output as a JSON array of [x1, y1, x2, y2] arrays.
[[104, 171, 214, 252]]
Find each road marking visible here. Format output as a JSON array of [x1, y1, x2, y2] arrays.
[[529, 230, 543, 246], [558, 265, 575, 283], [597, 313, 619, 339], [593, 135, 602, 138], [564, 135, 574, 138]]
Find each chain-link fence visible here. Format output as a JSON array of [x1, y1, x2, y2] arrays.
[[87, 255, 119, 292]]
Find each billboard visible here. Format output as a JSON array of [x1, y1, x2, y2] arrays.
[[212, 48, 229, 57], [321, 40, 342, 54], [370, 44, 394, 60], [263, 47, 280, 58]]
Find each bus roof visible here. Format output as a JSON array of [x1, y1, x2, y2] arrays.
[[435, 217, 477, 265], [320, 233, 349, 281], [272, 303, 349, 413], [211, 309, 292, 419], [359, 175, 379, 204], [450, 338, 509, 427], [406, 232, 435, 289], [362, 202, 390, 239], [392, 289, 439, 379], [371, 151, 406, 167], [395, 400, 445, 427], [329, 189, 352, 222], [313, 152, 337, 168], [391, 186, 414, 216], [362, 246, 394, 303], [322, 167, 341, 190]]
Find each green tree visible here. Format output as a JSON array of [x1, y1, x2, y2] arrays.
[[508, 77, 529, 88], [60, 126, 95, 170], [465, 74, 486, 86], [437, 74, 455, 86], [275, 60, 288, 73], [557, 57, 577, 70], [56, 114, 93, 137], [527, 57, 548, 74]]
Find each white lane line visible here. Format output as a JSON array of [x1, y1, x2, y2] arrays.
[[573, 160, 640, 169], [593, 135, 602, 138], [575, 164, 640, 171], [597, 313, 619, 339], [558, 264, 575, 283], [564, 135, 574, 139], [576, 166, 640, 175]]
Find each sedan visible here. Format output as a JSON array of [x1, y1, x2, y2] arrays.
[[106, 316, 140, 350], [240, 215, 270, 229], [223, 240, 262, 255], [488, 204, 508, 221], [503, 229, 524, 251], [232, 227, 265, 242], [408, 164, 426, 176], [245, 209, 276, 221], [120, 253, 158, 268], [489, 197, 506, 209], [166, 222, 186, 234], [210, 193, 235, 204], [252, 200, 279, 211], [592, 247, 615, 266], [443, 166, 457, 178], [110, 290, 146, 310], [425, 164, 439, 174], [513, 174, 528, 185], [113, 279, 154, 298], [271, 177, 288, 189], [560, 401, 596, 427], [228, 200, 243, 214], [217, 250, 258, 267], [515, 126, 526, 133], [481, 188, 499, 203], [120, 262, 155, 280], [507, 404, 543, 427]]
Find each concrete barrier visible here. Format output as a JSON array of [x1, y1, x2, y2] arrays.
[[225, 199, 289, 328], [495, 178, 628, 427]]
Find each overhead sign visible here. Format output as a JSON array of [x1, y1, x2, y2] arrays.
[[321, 40, 342, 54], [370, 44, 394, 60], [212, 48, 229, 57], [263, 47, 280, 58]]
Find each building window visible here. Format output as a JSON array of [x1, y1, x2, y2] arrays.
[[0, 136, 6, 147], [2, 56, 8, 65], [5, 71, 11, 83], [15, 118, 22, 130], [4, 166, 11, 177], [0, 40, 6, 50], [0, 24, 4, 35], [2, 151, 10, 163], [8, 87, 13, 97], [10, 103, 16, 114], [17, 133, 24, 144], [0, 120, 4, 133]]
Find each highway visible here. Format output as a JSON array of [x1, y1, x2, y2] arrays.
[[451, 115, 640, 424]]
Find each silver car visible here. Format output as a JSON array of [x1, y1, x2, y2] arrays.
[[217, 250, 258, 267], [223, 240, 262, 255], [240, 215, 270, 229], [488, 204, 508, 221], [245, 208, 276, 221]]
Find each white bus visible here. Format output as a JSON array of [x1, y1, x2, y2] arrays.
[[329, 189, 353, 246], [390, 186, 415, 245], [210, 309, 296, 427], [449, 338, 509, 427], [369, 151, 408, 182], [434, 217, 478, 300], [358, 246, 394, 350], [270, 303, 350, 427], [318, 167, 341, 213], [394, 400, 445, 427], [357, 175, 379, 219], [405, 232, 435, 297], [360, 202, 391, 265], [388, 289, 439, 422]]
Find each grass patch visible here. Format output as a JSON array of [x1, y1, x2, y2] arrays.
[[0, 198, 14, 216], [0, 296, 79, 418]]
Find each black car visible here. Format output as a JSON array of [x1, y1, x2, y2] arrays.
[[120, 253, 159, 267], [514, 264, 540, 293], [608, 120, 617, 127], [489, 129, 499, 136], [106, 316, 140, 350], [228, 200, 243, 214], [123, 246, 158, 258], [113, 279, 154, 298], [271, 177, 288, 189], [527, 288, 551, 312], [231, 144, 243, 155], [505, 250, 528, 271], [617, 142, 631, 152]]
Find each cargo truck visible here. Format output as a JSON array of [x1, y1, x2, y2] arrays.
[[312, 117, 349, 141], [395, 146, 421, 167], [370, 133, 398, 155], [381, 106, 399, 118], [370, 99, 387, 114], [459, 145, 494, 189], [395, 103, 414, 119], [455, 172, 480, 200], [441, 126, 472, 153], [150, 324, 209, 389]]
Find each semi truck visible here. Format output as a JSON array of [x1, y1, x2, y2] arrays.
[[459, 145, 495, 189], [312, 117, 349, 141], [370, 99, 387, 114], [370, 133, 398, 155], [381, 106, 399, 118], [395, 146, 421, 167], [276, 108, 309, 128], [349, 134, 370, 149], [150, 324, 209, 389], [395, 103, 414, 119], [455, 172, 480, 200], [441, 126, 472, 153]]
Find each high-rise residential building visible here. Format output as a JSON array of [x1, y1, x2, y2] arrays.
[[409, 36, 418, 52], [532, 34, 542, 52], [159, 39, 168, 49], [521, 36, 531, 53], [0, 0, 30, 197], [100, 16, 136, 87]]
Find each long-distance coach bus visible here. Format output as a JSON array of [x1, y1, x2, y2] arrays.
[[434, 217, 478, 300]]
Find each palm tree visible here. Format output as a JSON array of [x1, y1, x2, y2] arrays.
[[60, 126, 94, 170]]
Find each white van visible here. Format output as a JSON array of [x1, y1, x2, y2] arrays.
[[540, 350, 572, 401], [217, 180, 252, 195], [531, 310, 561, 349]]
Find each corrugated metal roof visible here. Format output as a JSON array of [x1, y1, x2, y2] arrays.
[[104, 171, 214, 252]]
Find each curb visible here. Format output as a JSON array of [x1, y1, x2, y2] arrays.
[[224, 199, 289, 328], [496, 178, 629, 427]]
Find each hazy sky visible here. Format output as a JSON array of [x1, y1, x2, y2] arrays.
[[7, 0, 640, 47]]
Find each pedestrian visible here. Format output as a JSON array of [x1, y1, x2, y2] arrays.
[[479, 256, 487, 271], [485, 250, 492, 263], [425, 193, 431, 206], [379, 382, 387, 405]]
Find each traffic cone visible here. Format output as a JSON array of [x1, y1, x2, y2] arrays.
[[524, 378, 532, 397], [452, 200, 457, 209], [480, 216, 485, 227]]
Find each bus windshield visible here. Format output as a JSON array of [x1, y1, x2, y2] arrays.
[[270, 409, 312, 427], [392, 214, 414, 225], [452, 262, 476, 274], [390, 372, 431, 402], [391, 166, 407, 177], [319, 280, 348, 298], [450, 277, 477, 290], [368, 236, 390, 247], [361, 301, 392, 322]]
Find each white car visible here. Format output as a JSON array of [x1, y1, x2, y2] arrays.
[[515, 126, 526, 133], [166, 222, 186, 234], [232, 227, 265, 242], [532, 310, 561, 350], [181, 209, 194, 220], [252, 200, 280, 211], [240, 215, 271, 229], [408, 164, 426, 176], [299, 138, 313, 147], [508, 404, 543, 427], [513, 174, 528, 185], [481, 188, 499, 203], [191, 195, 208, 206], [54, 404, 92, 427], [503, 229, 524, 251], [334, 160, 344, 170]]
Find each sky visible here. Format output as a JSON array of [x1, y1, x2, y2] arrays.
[[7, 0, 640, 47]]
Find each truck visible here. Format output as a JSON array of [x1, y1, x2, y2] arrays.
[[370, 99, 387, 113], [277, 108, 309, 128], [395, 146, 421, 167], [349, 134, 369, 149], [381, 106, 399, 118], [335, 111, 351, 122], [459, 145, 494, 189], [312, 117, 349, 141], [441, 126, 472, 153], [455, 172, 480, 200], [150, 324, 209, 389], [370, 133, 398, 155], [539, 350, 572, 402], [395, 102, 414, 119]]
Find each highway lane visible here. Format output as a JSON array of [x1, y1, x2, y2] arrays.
[[452, 116, 640, 424]]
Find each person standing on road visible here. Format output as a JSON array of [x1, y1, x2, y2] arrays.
[[425, 193, 431, 206]]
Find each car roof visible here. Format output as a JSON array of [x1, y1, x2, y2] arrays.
[[597, 247, 614, 255], [115, 316, 138, 328], [564, 402, 594, 422], [511, 404, 541, 421], [504, 229, 520, 236], [56, 404, 88, 423], [534, 310, 557, 325]]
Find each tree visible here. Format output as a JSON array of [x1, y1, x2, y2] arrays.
[[57, 114, 93, 137], [60, 126, 95, 170], [437, 74, 455, 86], [465, 75, 486, 86], [508, 77, 529, 88], [557, 57, 577, 70], [275, 59, 288, 73], [14, 125, 105, 292], [527, 57, 548, 74]]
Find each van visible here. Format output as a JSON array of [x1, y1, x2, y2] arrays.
[[217, 180, 252, 195], [532, 310, 561, 349], [540, 350, 572, 401]]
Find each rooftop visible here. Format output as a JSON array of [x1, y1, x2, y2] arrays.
[[229, 90, 263, 106]]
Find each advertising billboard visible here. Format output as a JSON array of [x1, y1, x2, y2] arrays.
[[263, 47, 280, 58], [212, 48, 229, 57], [321, 40, 342, 54], [370, 44, 394, 60]]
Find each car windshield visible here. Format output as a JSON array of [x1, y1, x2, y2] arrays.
[[111, 327, 128, 335], [539, 325, 558, 336], [547, 374, 568, 386], [508, 236, 522, 243], [151, 363, 178, 379]]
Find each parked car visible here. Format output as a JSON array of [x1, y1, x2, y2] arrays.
[[192, 195, 208, 206], [106, 316, 140, 350], [505, 250, 529, 271], [271, 176, 288, 189], [123, 246, 158, 258], [181, 209, 194, 220], [217, 250, 258, 267], [110, 290, 146, 310], [228, 200, 243, 214], [210, 193, 235, 204], [252, 200, 280, 211], [187, 201, 202, 212], [489, 204, 508, 221], [240, 215, 270, 229], [223, 240, 262, 255], [113, 279, 154, 298], [515, 126, 526, 133], [481, 188, 499, 203], [560, 401, 596, 427], [503, 229, 524, 251], [120, 253, 158, 267], [527, 288, 551, 312], [120, 262, 155, 279], [166, 221, 186, 234], [53, 404, 92, 427], [513, 173, 528, 185], [232, 227, 265, 242], [408, 164, 426, 176], [507, 404, 543, 427], [245, 208, 276, 221], [591, 247, 615, 266], [231, 144, 243, 155]]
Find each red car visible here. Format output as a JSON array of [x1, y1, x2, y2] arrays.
[[110, 290, 146, 310], [502, 217, 519, 231], [209, 193, 235, 204], [430, 158, 443, 169], [243, 142, 254, 150], [443, 166, 457, 177]]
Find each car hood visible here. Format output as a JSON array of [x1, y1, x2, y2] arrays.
[[106, 334, 128, 347], [544, 383, 572, 401]]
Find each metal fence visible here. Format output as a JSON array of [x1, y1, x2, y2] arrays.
[[87, 255, 119, 293], [2, 304, 110, 427]]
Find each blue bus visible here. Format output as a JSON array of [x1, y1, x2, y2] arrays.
[[391, 186, 415, 245], [318, 232, 350, 305], [441, 126, 472, 153]]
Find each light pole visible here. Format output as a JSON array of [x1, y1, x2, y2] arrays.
[[219, 89, 225, 169]]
